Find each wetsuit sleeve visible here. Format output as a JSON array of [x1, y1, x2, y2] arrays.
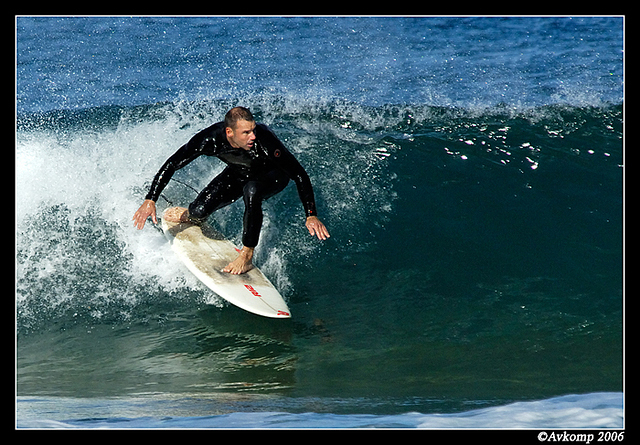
[[258, 125, 318, 218], [286, 156, 318, 218], [144, 129, 215, 202]]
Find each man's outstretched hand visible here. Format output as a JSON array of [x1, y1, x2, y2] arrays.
[[132, 199, 157, 230], [306, 216, 330, 241]]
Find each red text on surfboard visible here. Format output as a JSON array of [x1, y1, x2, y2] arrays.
[[244, 284, 262, 297]]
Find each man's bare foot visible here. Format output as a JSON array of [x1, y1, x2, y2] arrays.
[[163, 207, 190, 223], [223, 247, 255, 275]]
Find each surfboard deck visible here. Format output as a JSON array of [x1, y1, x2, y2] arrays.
[[161, 212, 291, 319]]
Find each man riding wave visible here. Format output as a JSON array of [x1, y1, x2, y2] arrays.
[[133, 106, 330, 274]]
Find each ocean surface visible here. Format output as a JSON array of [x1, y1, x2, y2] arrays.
[[16, 16, 624, 429]]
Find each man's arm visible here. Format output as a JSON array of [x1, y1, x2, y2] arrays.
[[257, 124, 318, 217], [257, 125, 330, 240], [132, 128, 213, 230], [144, 143, 202, 203]]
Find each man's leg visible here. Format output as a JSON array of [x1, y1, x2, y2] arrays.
[[186, 168, 245, 224], [164, 168, 244, 223], [223, 169, 290, 275], [241, 169, 290, 248]]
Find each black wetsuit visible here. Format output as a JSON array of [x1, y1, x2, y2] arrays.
[[145, 122, 317, 248]]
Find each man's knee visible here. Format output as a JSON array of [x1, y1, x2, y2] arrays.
[[243, 182, 262, 206], [187, 202, 208, 224]]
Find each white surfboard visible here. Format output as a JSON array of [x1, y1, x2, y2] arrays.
[[161, 212, 291, 319]]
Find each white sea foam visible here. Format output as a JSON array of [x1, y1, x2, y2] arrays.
[[17, 392, 623, 429], [16, 105, 223, 326]]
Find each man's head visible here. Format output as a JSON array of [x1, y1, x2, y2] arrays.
[[225, 106, 256, 151]]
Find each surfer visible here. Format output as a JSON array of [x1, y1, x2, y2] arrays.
[[132, 106, 330, 274]]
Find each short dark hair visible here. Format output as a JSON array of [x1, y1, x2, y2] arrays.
[[224, 106, 254, 129]]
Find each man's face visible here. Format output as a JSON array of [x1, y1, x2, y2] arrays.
[[226, 119, 256, 151]]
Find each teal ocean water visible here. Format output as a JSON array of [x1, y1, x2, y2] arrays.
[[16, 17, 623, 428]]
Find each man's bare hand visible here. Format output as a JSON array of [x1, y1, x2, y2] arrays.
[[306, 216, 330, 241], [132, 199, 157, 230]]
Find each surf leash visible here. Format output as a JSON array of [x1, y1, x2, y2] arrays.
[[152, 178, 199, 233]]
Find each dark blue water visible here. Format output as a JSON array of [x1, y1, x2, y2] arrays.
[[17, 16, 623, 112], [16, 16, 623, 428]]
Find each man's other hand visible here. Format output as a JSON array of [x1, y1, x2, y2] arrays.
[[133, 199, 157, 230]]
